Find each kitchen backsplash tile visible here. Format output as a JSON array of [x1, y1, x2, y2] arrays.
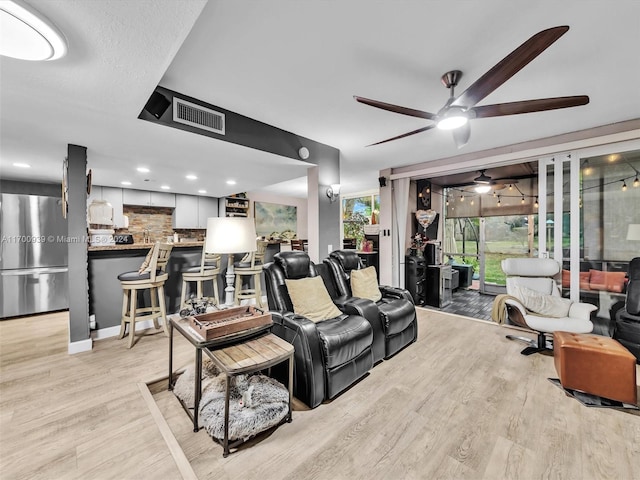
[[114, 206, 205, 243]]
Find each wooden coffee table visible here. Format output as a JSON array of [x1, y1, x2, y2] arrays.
[[204, 333, 294, 456]]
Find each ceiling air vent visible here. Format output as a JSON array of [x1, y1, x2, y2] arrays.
[[173, 98, 225, 135]]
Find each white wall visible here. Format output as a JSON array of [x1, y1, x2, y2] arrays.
[[247, 190, 308, 239]]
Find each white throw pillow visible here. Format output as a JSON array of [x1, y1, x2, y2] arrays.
[[512, 285, 572, 318]]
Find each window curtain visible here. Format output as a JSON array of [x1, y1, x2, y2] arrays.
[[392, 177, 410, 287]]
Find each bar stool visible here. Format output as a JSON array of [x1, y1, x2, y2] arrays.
[[234, 240, 267, 307], [180, 249, 221, 308], [118, 242, 173, 348]]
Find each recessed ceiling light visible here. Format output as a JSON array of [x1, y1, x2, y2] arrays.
[[136, 167, 150, 173], [226, 180, 236, 185], [198, 189, 207, 194], [0, 0, 68, 61], [13, 162, 30, 168], [186, 174, 198, 180], [161, 185, 170, 190], [121, 181, 132, 186]]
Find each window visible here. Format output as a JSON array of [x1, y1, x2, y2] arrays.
[[579, 151, 640, 262], [342, 194, 380, 248]]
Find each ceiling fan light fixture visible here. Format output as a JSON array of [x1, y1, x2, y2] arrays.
[[474, 185, 491, 194], [436, 108, 468, 130]]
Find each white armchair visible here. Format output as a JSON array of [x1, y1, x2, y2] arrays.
[[501, 258, 597, 355]]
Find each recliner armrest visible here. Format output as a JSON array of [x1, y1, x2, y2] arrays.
[[569, 301, 597, 320], [616, 308, 640, 323], [504, 298, 527, 317], [270, 310, 326, 408], [380, 285, 414, 303], [333, 295, 385, 363]]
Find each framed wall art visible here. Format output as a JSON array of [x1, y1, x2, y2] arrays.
[[254, 201, 297, 239]]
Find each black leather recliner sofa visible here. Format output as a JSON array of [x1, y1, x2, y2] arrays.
[[614, 257, 640, 362], [325, 250, 418, 360], [263, 251, 375, 408]]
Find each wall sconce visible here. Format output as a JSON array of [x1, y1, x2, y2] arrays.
[[326, 184, 341, 202]]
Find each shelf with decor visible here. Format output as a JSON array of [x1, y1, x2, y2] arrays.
[[222, 196, 249, 218]]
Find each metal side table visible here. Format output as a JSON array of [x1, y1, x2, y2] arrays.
[[204, 333, 294, 456], [167, 314, 271, 431]]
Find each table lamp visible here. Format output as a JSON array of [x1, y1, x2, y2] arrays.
[[205, 217, 257, 306]]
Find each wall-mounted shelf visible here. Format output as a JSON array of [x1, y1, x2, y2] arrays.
[[223, 196, 249, 217]]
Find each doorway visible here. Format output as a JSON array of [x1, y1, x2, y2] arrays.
[[445, 214, 536, 295]]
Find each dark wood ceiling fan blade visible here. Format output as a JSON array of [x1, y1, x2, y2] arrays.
[[354, 96, 437, 120], [451, 26, 570, 108], [470, 95, 589, 118], [367, 125, 435, 146]]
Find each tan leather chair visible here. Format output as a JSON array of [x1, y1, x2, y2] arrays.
[[180, 248, 221, 308], [118, 242, 173, 348]]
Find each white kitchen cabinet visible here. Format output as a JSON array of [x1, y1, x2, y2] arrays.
[[122, 189, 149, 206], [150, 191, 175, 207], [172, 195, 199, 228], [197, 197, 219, 228], [122, 189, 175, 207], [101, 187, 125, 228], [87, 186, 102, 205], [88, 186, 124, 228], [173, 195, 219, 229]]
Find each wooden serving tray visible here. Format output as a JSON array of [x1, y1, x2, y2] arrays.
[[188, 306, 272, 341]]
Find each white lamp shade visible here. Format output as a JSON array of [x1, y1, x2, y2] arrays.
[[205, 217, 257, 253], [627, 224, 640, 241]]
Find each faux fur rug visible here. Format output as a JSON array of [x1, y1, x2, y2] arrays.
[[173, 358, 289, 441], [173, 357, 221, 409]]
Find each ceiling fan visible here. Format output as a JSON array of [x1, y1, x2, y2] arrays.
[[355, 26, 589, 148], [473, 170, 501, 193]]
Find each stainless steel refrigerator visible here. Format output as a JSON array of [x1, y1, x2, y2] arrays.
[[0, 193, 69, 318]]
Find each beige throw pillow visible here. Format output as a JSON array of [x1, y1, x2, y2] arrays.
[[512, 285, 572, 318], [351, 266, 382, 302], [285, 276, 343, 323]]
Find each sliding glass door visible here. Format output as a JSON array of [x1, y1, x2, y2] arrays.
[[444, 177, 539, 294]]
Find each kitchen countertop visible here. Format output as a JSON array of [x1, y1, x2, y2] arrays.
[[88, 241, 203, 252]]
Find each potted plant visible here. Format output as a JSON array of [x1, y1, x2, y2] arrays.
[[343, 212, 369, 250]]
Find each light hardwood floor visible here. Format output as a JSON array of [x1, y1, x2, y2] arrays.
[[1, 309, 639, 479]]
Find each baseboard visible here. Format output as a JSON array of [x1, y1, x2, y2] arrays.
[[92, 318, 167, 340], [91, 325, 122, 340], [68, 338, 92, 355]]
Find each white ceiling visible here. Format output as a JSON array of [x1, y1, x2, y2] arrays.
[[2, 0, 639, 199]]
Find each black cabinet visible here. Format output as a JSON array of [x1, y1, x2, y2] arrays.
[[405, 255, 426, 305], [425, 265, 452, 308]]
